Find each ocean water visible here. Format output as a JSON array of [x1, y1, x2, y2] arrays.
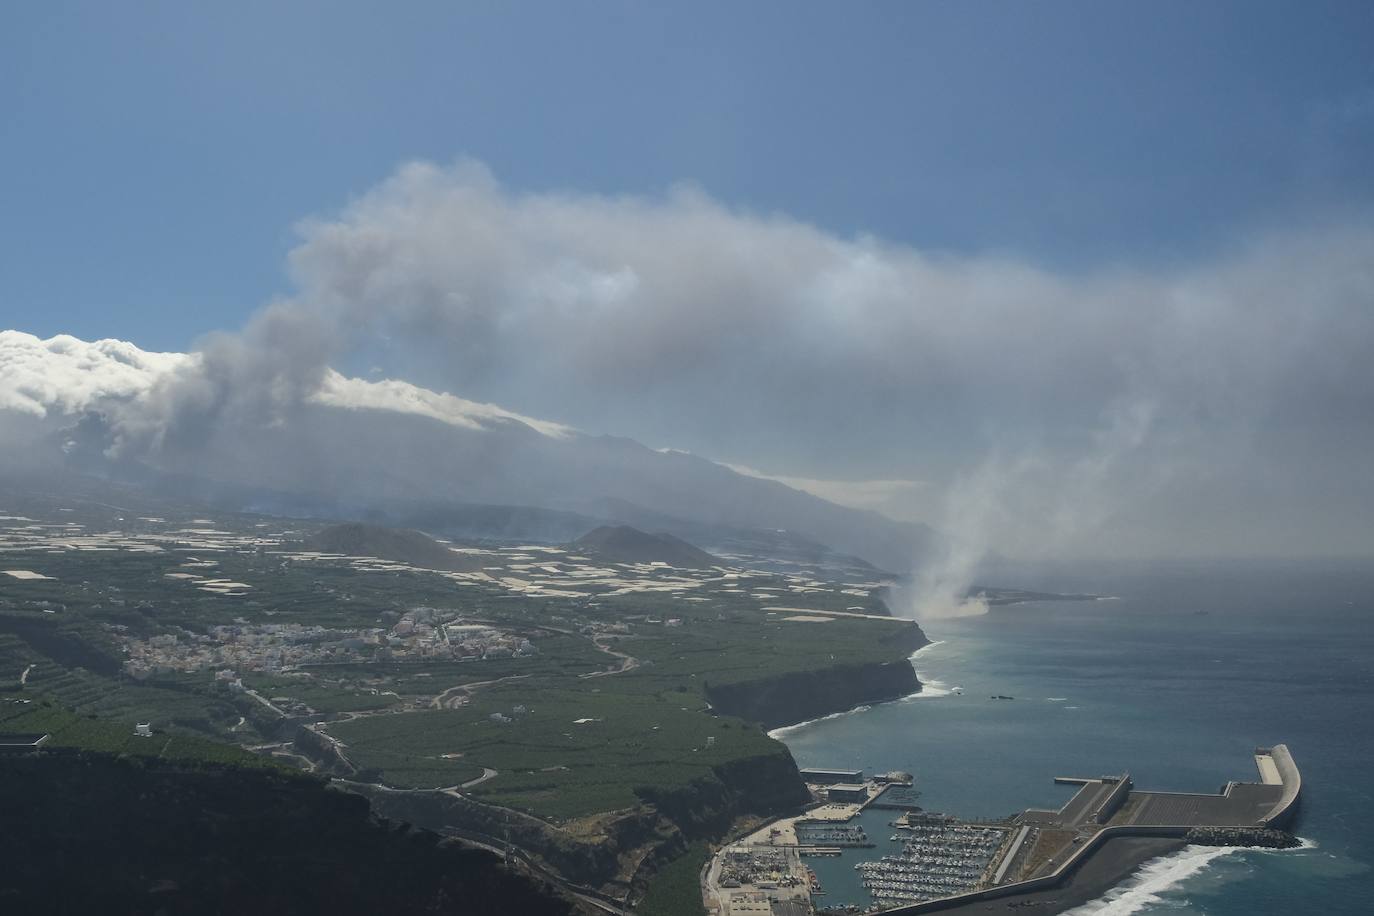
[[774, 559, 1374, 914]]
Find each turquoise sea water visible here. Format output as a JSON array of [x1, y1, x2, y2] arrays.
[[774, 560, 1374, 914]]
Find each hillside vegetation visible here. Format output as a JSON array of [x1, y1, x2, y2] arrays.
[[0, 750, 576, 916]]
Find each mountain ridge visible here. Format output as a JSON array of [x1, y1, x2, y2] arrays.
[[1, 330, 937, 572], [572, 524, 718, 569]]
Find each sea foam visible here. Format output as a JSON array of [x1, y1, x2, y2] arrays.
[[1062, 845, 1238, 915], [902, 675, 953, 699], [905, 641, 955, 698], [766, 706, 864, 739], [1063, 840, 1316, 916]]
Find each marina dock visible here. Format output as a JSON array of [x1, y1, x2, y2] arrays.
[[702, 744, 1301, 916]]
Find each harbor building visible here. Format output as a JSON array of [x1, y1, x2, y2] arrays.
[[825, 783, 870, 803], [800, 767, 864, 783]]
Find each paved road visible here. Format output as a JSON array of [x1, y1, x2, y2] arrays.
[[993, 825, 1033, 884], [461, 767, 500, 789], [436, 825, 632, 916], [1129, 784, 1282, 826], [431, 673, 531, 709], [1056, 781, 1115, 827], [331, 782, 634, 916], [339, 778, 462, 794], [579, 637, 639, 679], [243, 687, 288, 717], [303, 721, 358, 773]]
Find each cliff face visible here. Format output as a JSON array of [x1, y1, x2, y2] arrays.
[[357, 784, 637, 888], [635, 747, 811, 840], [360, 746, 809, 895], [705, 621, 929, 731], [0, 751, 575, 916], [706, 659, 921, 730]]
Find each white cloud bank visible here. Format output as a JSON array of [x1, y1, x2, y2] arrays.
[[0, 330, 574, 440], [0, 332, 191, 417]]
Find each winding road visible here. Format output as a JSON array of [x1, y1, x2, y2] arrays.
[[430, 673, 531, 709], [579, 637, 639, 678], [460, 766, 500, 789], [242, 686, 288, 717]]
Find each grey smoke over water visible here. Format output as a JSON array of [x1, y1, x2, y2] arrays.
[[907, 398, 1160, 618]]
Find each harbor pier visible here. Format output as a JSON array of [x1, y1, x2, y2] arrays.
[[702, 744, 1301, 916]]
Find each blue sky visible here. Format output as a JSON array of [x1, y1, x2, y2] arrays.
[[4, 1, 1372, 351]]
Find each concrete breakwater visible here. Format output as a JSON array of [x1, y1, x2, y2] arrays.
[[859, 744, 1304, 915], [706, 745, 1304, 916]]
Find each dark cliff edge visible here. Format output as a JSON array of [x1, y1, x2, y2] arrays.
[[0, 750, 576, 916], [635, 746, 811, 839], [355, 784, 643, 891], [356, 746, 810, 897], [704, 624, 930, 730]]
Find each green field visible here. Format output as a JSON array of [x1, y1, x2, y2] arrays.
[[331, 680, 781, 818], [0, 694, 281, 769], [323, 602, 916, 820], [0, 494, 922, 824]]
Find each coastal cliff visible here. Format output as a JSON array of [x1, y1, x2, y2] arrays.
[[346, 622, 927, 898], [704, 623, 929, 730], [635, 746, 811, 838], [358, 784, 648, 890], [358, 746, 809, 896]]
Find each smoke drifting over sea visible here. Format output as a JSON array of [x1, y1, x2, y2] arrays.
[[907, 398, 1160, 617], [3, 159, 1373, 567]]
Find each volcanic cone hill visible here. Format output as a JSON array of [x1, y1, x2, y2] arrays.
[[573, 524, 718, 569], [304, 522, 484, 572]]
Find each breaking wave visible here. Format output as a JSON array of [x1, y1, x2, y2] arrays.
[[1062, 845, 1240, 915], [1063, 839, 1316, 916]]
